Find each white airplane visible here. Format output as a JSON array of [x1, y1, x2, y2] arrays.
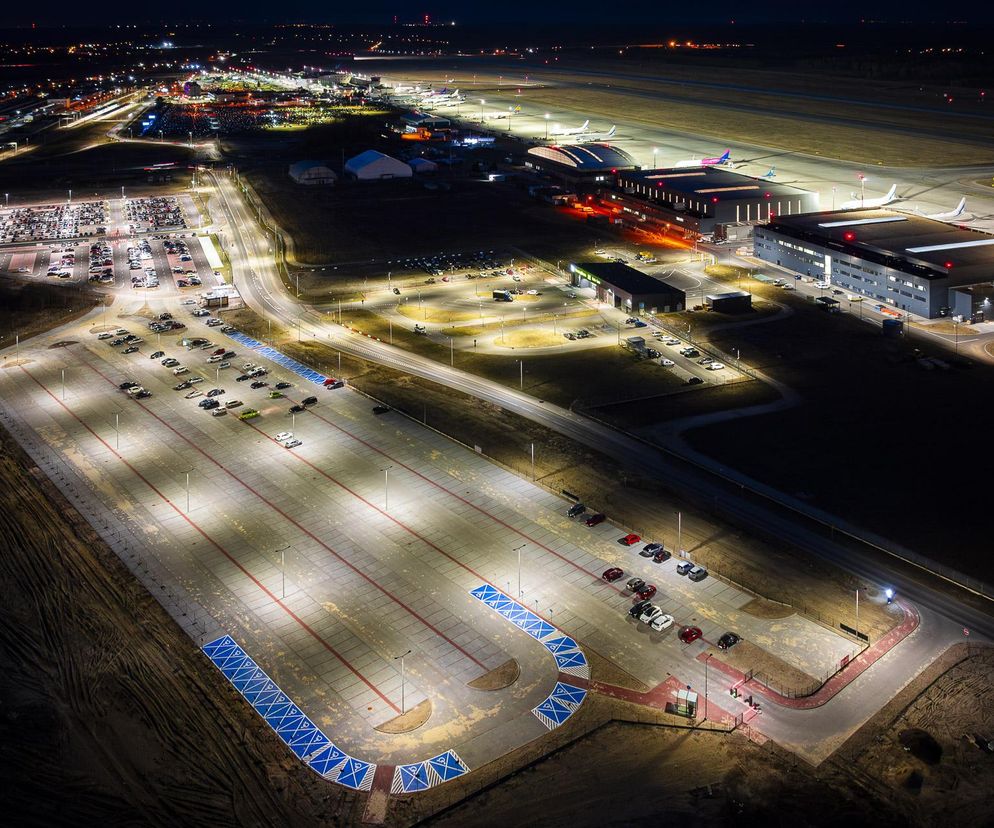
[[761, 165, 776, 179], [550, 119, 589, 137], [484, 106, 521, 119], [919, 197, 967, 221], [574, 125, 617, 143], [839, 184, 898, 210], [673, 149, 732, 169]]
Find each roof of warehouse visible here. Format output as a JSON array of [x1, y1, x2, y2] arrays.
[[621, 166, 815, 201], [570, 261, 685, 295], [762, 208, 994, 284], [528, 143, 636, 171]]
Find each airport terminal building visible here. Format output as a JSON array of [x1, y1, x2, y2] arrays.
[[611, 167, 820, 238], [754, 209, 994, 319], [569, 261, 685, 314], [526, 143, 637, 188]]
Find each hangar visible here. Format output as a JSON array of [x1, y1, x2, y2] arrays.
[[612, 167, 820, 238], [754, 208, 994, 319], [288, 160, 337, 186], [344, 150, 412, 181], [569, 261, 685, 314], [526, 143, 637, 187]]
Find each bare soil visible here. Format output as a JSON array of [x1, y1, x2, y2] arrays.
[[375, 700, 433, 735], [467, 659, 521, 691]]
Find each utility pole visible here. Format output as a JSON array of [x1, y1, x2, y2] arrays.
[[277, 544, 290, 598], [530, 442, 535, 480], [704, 653, 712, 722], [381, 466, 393, 511]]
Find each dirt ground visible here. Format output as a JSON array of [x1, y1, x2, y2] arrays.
[[245, 171, 604, 265], [827, 644, 994, 827], [680, 270, 994, 578], [0, 279, 103, 345]]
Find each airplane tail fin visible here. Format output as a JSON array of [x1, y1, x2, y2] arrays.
[[581, 120, 589, 131], [606, 126, 616, 138], [719, 150, 731, 162], [884, 184, 897, 201], [953, 197, 966, 216]]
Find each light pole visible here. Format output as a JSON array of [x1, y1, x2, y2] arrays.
[[704, 653, 712, 721], [394, 649, 412, 715], [61, 367, 66, 400], [831, 186, 837, 210], [185, 470, 191, 513], [652, 146, 658, 168], [544, 113, 550, 140], [519, 359, 524, 389], [954, 320, 959, 353], [513, 543, 527, 597], [115, 412, 120, 449], [858, 173, 866, 207], [4, 193, 7, 208], [277, 544, 290, 598], [855, 587, 860, 639], [381, 465, 393, 511], [68, 188, 72, 204], [480, 98, 485, 121]]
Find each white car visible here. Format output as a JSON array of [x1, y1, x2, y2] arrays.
[[172, 366, 188, 375], [526, 289, 539, 295], [184, 390, 202, 399], [187, 376, 205, 385], [660, 358, 675, 367], [664, 338, 682, 346], [650, 613, 674, 631], [639, 605, 663, 625], [283, 439, 302, 449], [275, 432, 293, 443], [814, 281, 831, 289], [207, 355, 223, 363], [706, 362, 725, 371], [97, 332, 113, 340], [180, 298, 196, 305], [847, 294, 863, 302]]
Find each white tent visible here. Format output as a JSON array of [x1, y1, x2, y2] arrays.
[[288, 160, 337, 185], [344, 150, 412, 181], [408, 157, 438, 174]]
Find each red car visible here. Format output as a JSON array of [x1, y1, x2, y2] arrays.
[[619, 533, 641, 546], [635, 584, 657, 601], [212, 348, 226, 356], [585, 513, 606, 527], [323, 377, 344, 389], [679, 626, 703, 644], [602, 567, 624, 583]]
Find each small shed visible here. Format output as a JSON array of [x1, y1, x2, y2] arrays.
[[705, 291, 753, 314]]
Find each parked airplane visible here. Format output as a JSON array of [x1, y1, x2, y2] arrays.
[[486, 106, 522, 119], [839, 184, 898, 210], [550, 119, 589, 137], [673, 149, 732, 168], [762, 166, 776, 179], [919, 197, 967, 221], [574, 125, 617, 143]]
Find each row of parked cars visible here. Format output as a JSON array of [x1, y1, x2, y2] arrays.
[[87, 241, 114, 284]]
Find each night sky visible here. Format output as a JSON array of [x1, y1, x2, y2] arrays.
[[3, 0, 981, 26]]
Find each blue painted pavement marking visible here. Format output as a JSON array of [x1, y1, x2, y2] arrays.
[[391, 750, 469, 795], [222, 329, 327, 386], [202, 635, 376, 789]]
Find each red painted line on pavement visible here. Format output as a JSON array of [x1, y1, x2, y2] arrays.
[[17, 364, 400, 714], [80, 357, 487, 672]]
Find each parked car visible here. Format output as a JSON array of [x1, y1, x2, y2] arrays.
[[653, 548, 671, 563], [283, 439, 302, 449], [238, 408, 259, 420], [635, 584, 657, 601], [679, 626, 703, 644], [150, 351, 165, 359], [660, 358, 675, 367], [225, 399, 243, 409], [372, 405, 390, 415], [629, 599, 651, 618], [250, 381, 268, 389], [301, 396, 317, 406], [275, 382, 292, 390], [626, 577, 646, 592], [184, 390, 202, 399], [676, 561, 694, 576], [122, 346, 139, 354], [688, 566, 709, 582], [707, 362, 726, 371], [211, 408, 227, 417], [567, 503, 586, 518], [639, 604, 662, 624], [650, 613, 674, 631], [585, 513, 606, 527], [289, 404, 305, 414], [207, 388, 224, 397], [619, 533, 641, 546], [199, 399, 220, 410], [323, 377, 344, 389], [640, 542, 662, 557], [717, 632, 740, 650], [602, 567, 624, 583], [686, 376, 704, 386]]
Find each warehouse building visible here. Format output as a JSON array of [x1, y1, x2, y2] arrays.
[[344, 150, 412, 181], [569, 262, 685, 314], [288, 160, 337, 186], [526, 143, 637, 188], [611, 167, 820, 238], [754, 209, 994, 319], [706, 291, 753, 313]]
